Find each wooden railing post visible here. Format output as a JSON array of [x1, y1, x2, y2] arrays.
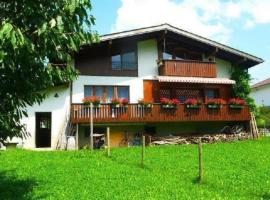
[[90, 103, 94, 150]]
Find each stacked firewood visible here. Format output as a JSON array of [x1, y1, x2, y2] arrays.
[[151, 132, 249, 145]]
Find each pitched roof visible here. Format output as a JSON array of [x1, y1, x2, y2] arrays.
[[100, 24, 263, 66], [252, 78, 270, 89]]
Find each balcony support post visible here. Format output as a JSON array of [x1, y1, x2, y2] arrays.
[[90, 103, 94, 150]]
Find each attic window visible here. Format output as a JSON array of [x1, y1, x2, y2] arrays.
[[111, 49, 137, 70]]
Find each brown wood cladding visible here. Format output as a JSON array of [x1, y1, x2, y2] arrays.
[[75, 42, 138, 77], [159, 60, 217, 78], [143, 80, 232, 103], [71, 104, 251, 123]]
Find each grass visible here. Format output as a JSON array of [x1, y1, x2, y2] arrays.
[[1, 138, 270, 200]]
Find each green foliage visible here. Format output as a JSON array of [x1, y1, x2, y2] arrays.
[[231, 67, 257, 112], [0, 1, 97, 143], [1, 139, 270, 199], [256, 106, 270, 128]]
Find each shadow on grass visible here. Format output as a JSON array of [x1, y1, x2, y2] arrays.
[[0, 170, 37, 200], [261, 193, 270, 200]]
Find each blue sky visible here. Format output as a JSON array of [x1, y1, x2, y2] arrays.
[[91, 0, 270, 84]]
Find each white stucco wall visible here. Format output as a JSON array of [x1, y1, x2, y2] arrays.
[[13, 86, 70, 149], [203, 55, 232, 79], [215, 57, 232, 78], [72, 39, 158, 103], [251, 85, 270, 106]]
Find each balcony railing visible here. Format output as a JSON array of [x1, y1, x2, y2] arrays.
[[71, 104, 250, 123], [159, 59, 217, 78]]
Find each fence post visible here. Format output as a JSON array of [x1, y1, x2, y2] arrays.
[[107, 127, 110, 157], [141, 135, 145, 167], [198, 137, 203, 182], [90, 103, 93, 150]]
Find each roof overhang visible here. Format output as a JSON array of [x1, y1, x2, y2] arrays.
[[156, 76, 236, 85], [100, 24, 263, 68]]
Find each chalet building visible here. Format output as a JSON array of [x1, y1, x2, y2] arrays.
[[251, 78, 270, 106], [17, 24, 263, 149]]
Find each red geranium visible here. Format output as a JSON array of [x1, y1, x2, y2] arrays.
[[207, 98, 226, 105], [82, 96, 101, 105], [184, 98, 202, 106], [121, 98, 129, 106], [228, 98, 245, 105], [160, 98, 179, 105]]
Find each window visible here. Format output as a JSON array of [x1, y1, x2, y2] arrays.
[[205, 89, 218, 99], [117, 86, 129, 99], [163, 52, 173, 60], [84, 85, 129, 102], [111, 55, 121, 70], [111, 49, 137, 70], [122, 51, 136, 70], [84, 86, 93, 97]]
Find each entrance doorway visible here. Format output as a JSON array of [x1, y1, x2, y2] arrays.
[[36, 112, 51, 148]]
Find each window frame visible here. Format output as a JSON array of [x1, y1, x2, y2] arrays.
[[111, 46, 138, 71], [84, 85, 130, 102]]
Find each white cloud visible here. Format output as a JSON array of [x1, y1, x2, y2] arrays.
[[112, 0, 270, 44]]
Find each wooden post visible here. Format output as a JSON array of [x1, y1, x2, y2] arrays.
[[76, 123, 79, 150], [141, 135, 145, 167], [107, 127, 110, 157], [90, 103, 94, 150], [198, 137, 203, 182]]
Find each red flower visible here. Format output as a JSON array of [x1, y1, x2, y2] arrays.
[[207, 98, 226, 105], [228, 98, 245, 105], [171, 98, 180, 105], [160, 97, 170, 104], [82, 96, 101, 105], [184, 98, 202, 105], [121, 98, 129, 105], [160, 98, 179, 105]]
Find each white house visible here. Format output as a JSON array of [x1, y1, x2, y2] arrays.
[[12, 24, 263, 150], [251, 78, 270, 106]]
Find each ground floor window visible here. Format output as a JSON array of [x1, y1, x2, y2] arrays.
[[84, 85, 129, 103]]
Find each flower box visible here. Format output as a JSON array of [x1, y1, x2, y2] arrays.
[[160, 98, 179, 109], [229, 104, 244, 109], [138, 99, 153, 109], [162, 104, 177, 109], [184, 98, 202, 109], [186, 104, 200, 109], [228, 98, 245, 109], [206, 98, 226, 109], [207, 104, 221, 109], [82, 96, 101, 107]]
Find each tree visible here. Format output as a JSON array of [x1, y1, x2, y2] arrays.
[[231, 66, 256, 112], [0, 0, 97, 144]]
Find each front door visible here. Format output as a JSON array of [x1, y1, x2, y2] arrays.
[[36, 112, 51, 148]]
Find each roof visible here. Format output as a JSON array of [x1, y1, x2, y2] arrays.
[[100, 24, 263, 66], [156, 76, 236, 85], [252, 78, 270, 89]]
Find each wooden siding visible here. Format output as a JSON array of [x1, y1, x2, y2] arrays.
[[143, 80, 232, 103], [159, 60, 217, 78], [75, 42, 138, 77], [71, 104, 251, 123]]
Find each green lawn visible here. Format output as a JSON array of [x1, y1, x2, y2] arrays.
[[1, 138, 270, 200]]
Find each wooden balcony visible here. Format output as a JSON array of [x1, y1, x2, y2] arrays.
[[159, 59, 217, 78], [71, 104, 250, 124]]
